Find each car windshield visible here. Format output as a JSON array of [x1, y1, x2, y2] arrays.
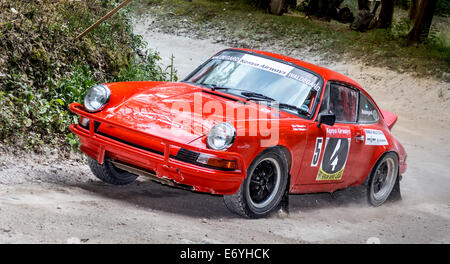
[[184, 50, 323, 116]]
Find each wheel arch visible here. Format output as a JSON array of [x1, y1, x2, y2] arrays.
[[259, 145, 293, 189], [360, 150, 399, 186], [274, 145, 292, 171], [247, 144, 292, 171]]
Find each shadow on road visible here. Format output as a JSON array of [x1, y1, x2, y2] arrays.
[[70, 178, 234, 218], [289, 187, 367, 212], [62, 176, 393, 219]]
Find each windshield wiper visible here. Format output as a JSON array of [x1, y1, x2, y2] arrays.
[[200, 84, 273, 100], [203, 84, 309, 115], [240, 92, 309, 115], [240, 92, 276, 102], [201, 84, 270, 99], [201, 84, 227, 91], [277, 103, 310, 115], [200, 83, 240, 92]]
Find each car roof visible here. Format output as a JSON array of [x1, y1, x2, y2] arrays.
[[230, 48, 365, 92]]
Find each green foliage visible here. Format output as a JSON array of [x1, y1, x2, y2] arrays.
[[52, 64, 98, 105], [114, 51, 178, 82], [0, 0, 175, 150], [0, 78, 77, 149], [428, 30, 450, 65], [141, 0, 449, 80], [436, 0, 450, 16]]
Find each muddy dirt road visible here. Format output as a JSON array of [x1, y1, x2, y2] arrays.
[[1, 20, 449, 244]]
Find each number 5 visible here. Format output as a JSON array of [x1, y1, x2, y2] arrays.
[[311, 137, 323, 167]]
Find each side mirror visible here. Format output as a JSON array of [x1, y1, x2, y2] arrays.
[[317, 113, 336, 128]]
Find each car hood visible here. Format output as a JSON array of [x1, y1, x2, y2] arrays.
[[99, 82, 281, 144]]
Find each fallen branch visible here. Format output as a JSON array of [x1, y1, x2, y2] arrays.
[[75, 0, 133, 41]]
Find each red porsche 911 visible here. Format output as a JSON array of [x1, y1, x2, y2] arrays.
[[69, 48, 407, 218]]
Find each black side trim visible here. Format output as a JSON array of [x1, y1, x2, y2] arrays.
[[175, 148, 200, 163], [201, 90, 246, 104]]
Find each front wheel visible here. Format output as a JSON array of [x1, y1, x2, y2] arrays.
[[365, 152, 400, 206], [223, 149, 289, 218], [88, 157, 138, 185]]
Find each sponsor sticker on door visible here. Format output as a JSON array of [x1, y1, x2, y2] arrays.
[[316, 127, 352, 181], [364, 129, 388, 145]]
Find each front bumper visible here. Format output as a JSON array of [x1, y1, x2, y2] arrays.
[[69, 103, 246, 195]]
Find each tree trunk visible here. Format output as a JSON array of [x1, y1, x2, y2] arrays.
[[408, 0, 419, 20], [408, 0, 438, 42], [378, 0, 395, 28], [358, 0, 370, 10], [396, 0, 408, 10]]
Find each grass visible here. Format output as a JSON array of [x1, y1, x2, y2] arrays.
[[131, 0, 450, 80], [0, 0, 176, 151]]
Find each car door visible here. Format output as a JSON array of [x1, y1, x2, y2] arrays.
[[294, 81, 362, 190], [345, 91, 388, 185]]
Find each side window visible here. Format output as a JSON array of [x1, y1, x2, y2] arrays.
[[329, 83, 358, 123], [358, 93, 379, 123]]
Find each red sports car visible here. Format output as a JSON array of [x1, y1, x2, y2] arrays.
[[69, 48, 407, 218]]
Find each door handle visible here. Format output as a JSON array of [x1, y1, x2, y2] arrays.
[[354, 135, 365, 142]]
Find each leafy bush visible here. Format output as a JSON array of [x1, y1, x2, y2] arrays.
[[0, 0, 174, 150], [436, 0, 450, 16]]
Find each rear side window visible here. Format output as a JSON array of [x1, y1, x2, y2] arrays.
[[329, 83, 358, 123], [359, 93, 379, 123]]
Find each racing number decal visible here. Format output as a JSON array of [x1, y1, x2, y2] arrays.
[[316, 137, 351, 181], [311, 137, 323, 167]]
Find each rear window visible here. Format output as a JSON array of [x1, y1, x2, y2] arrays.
[[358, 93, 379, 123]]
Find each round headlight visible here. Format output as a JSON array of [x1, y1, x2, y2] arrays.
[[207, 122, 236, 150], [84, 84, 111, 113]]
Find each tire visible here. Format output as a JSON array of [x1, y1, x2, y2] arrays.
[[363, 152, 400, 206], [223, 148, 289, 218], [269, 0, 286, 16], [88, 157, 138, 185], [387, 171, 402, 202]]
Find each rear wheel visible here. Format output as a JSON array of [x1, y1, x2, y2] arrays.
[[365, 153, 400, 206], [88, 157, 138, 185], [223, 149, 289, 218]]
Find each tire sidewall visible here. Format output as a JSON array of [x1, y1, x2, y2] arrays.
[[242, 149, 289, 217], [88, 157, 138, 185], [105, 160, 138, 183], [368, 152, 399, 207]]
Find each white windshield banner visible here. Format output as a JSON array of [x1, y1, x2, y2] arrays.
[[238, 54, 294, 76]]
